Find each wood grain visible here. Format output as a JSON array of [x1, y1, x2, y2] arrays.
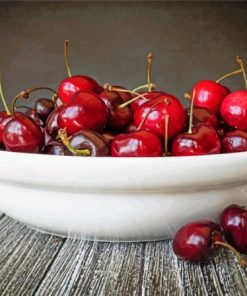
[[0, 216, 246, 295]]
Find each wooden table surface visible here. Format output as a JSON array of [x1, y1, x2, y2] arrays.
[[0, 213, 247, 296]]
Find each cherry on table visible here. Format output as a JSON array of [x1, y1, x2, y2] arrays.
[[111, 130, 163, 157], [222, 130, 247, 153]]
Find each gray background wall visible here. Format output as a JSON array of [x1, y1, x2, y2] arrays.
[[0, 1, 247, 107]]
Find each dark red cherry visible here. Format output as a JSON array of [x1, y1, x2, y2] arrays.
[[45, 110, 59, 138], [220, 204, 247, 253], [24, 108, 44, 127], [222, 130, 247, 153], [192, 80, 230, 114], [0, 112, 23, 144], [69, 129, 110, 156], [125, 122, 138, 133], [111, 130, 163, 157], [44, 140, 71, 156], [3, 115, 44, 153], [134, 94, 186, 139], [185, 106, 218, 129], [173, 221, 223, 262], [58, 76, 103, 104], [217, 119, 233, 138], [100, 90, 133, 131], [171, 125, 221, 156], [220, 90, 247, 131], [35, 98, 54, 121], [58, 91, 108, 135]]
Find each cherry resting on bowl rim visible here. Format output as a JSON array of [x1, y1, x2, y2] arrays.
[[58, 40, 103, 104]]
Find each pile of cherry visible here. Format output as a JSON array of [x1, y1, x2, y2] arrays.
[[173, 204, 247, 267], [0, 40, 247, 156]]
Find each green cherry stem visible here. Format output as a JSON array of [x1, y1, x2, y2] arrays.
[[58, 128, 90, 156], [216, 69, 242, 84], [214, 241, 247, 267], [147, 52, 153, 92], [0, 74, 11, 115], [64, 40, 72, 78], [188, 89, 196, 134]]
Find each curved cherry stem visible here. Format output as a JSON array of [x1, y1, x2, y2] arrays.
[[164, 115, 169, 156], [104, 84, 150, 109], [64, 40, 72, 78], [12, 87, 58, 116], [216, 69, 242, 84], [147, 52, 153, 92], [137, 97, 170, 131], [188, 89, 196, 134], [0, 73, 10, 115], [236, 56, 247, 90], [214, 241, 247, 267], [58, 128, 90, 156], [132, 83, 156, 93]]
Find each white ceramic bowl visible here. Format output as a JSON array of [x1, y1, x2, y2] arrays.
[[0, 150, 247, 241]]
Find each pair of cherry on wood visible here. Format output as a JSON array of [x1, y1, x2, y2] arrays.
[[0, 40, 247, 156]]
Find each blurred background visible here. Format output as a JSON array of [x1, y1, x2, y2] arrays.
[[0, 1, 247, 107]]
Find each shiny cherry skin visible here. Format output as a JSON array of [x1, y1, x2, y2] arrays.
[[192, 80, 230, 114], [173, 221, 223, 262], [58, 75, 104, 104], [220, 90, 247, 131], [3, 115, 44, 153], [125, 122, 138, 133], [35, 98, 54, 121], [220, 204, 247, 253], [44, 140, 71, 156], [70, 129, 110, 156], [134, 94, 186, 139], [45, 110, 60, 138], [58, 91, 108, 135], [222, 130, 247, 153], [171, 125, 221, 156], [0, 112, 23, 144], [131, 91, 165, 112], [25, 108, 44, 127], [100, 90, 133, 131], [111, 130, 163, 157], [185, 107, 218, 129]]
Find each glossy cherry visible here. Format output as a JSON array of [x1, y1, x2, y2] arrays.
[[17, 107, 44, 127], [58, 91, 108, 135], [100, 89, 133, 131], [45, 109, 59, 138], [3, 115, 44, 153], [58, 128, 109, 156], [222, 130, 247, 153], [111, 130, 163, 157], [173, 221, 223, 262], [134, 94, 186, 139], [35, 98, 54, 121], [220, 90, 247, 131], [185, 106, 218, 129], [58, 40, 103, 104], [171, 125, 221, 156], [44, 140, 71, 156], [220, 204, 247, 254]]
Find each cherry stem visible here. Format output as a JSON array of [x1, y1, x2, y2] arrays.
[[58, 128, 90, 156], [132, 83, 156, 93], [64, 40, 72, 78], [188, 89, 196, 134], [214, 241, 247, 267], [137, 98, 170, 131], [216, 69, 242, 84], [104, 84, 149, 109], [236, 56, 247, 90], [12, 87, 58, 116], [147, 52, 153, 92], [164, 115, 169, 156], [184, 92, 191, 100], [0, 74, 11, 115]]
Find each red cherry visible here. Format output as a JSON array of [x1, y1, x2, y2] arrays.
[[111, 130, 162, 157], [171, 125, 221, 156], [185, 106, 218, 129], [222, 130, 247, 153], [99, 89, 133, 131], [220, 204, 247, 253], [45, 110, 59, 138], [44, 140, 71, 156], [134, 94, 186, 139], [173, 221, 223, 262], [220, 90, 247, 131], [130, 91, 163, 111], [125, 122, 138, 133], [35, 98, 54, 121], [58, 76, 103, 104], [0, 112, 23, 144], [3, 115, 44, 153], [58, 91, 108, 135], [192, 80, 230, 114]]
